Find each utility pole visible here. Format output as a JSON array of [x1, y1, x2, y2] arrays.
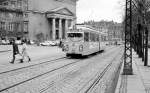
[[143, 0, 149, 66], [123, 0, 133, 75]]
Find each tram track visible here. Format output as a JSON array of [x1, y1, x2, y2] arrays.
[[84, 62, 113, 93], [83, 52, 122, 93], [38, 46, 123, 93], [0, 46, 115, 75], [77, 47, 123, 93], [0, 58, 83, 92], [0, 46, 121, 92], [0, 56, 66, 74]]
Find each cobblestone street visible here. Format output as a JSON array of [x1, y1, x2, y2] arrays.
[[0, 45, 124, 93], [0, 0, 150, 92], [0, 45, 65, 65]]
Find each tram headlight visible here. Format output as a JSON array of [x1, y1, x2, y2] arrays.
[[79, 45, 83, 52], [65, 45, 69, 51]]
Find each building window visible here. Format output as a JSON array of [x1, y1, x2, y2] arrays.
[[10, 23, 14, 31], [24, 0, 28, 5], [24, 21, 28, 32], [24, 0, 28, 10], [0, 11, 2, 17], [0, 22, 1, 30], [8, 22, 10, 31], [5, 12, 9, 18], [3, 2, 8, 6], [11, 1, 16, 8], [17, 0, 22, 8], [4, 22, 6, 30]]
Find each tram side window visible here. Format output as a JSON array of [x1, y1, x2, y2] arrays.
[[94, 34, 96, 42], [90, 33, 99, 42], [84, 32, 89, 42], [93, 33, 96, 42], [90, 33, 95, 42], [90, 33, 92, 42]]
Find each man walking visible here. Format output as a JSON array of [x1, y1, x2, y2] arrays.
[[10, 39, 23, 63], [21, 40, 31, 62]]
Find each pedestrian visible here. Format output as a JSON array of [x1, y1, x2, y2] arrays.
[[21, 40, 31, 62], [10, 39, 23, 64], [59, 38, 62, 48]]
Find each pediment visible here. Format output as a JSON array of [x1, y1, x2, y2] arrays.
[[56, 8, 74, 16], [47, 7, 74, 16]]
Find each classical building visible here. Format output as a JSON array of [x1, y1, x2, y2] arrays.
[[0, 0, 78, 41]]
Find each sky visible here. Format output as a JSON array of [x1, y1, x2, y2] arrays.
[[76, 0, 125, 23]]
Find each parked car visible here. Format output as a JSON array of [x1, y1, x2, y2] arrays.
[[24, 40, 34, 45], [50, 41, 57, 46], [40, 41, 50, 46], [40, 41, 53, 46], [40, 41, 58, 46], [29, 40, 35, 45], [1, 40, 9, 45]]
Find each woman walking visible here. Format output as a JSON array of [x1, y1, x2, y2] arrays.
[[21, 40, 31, 62]]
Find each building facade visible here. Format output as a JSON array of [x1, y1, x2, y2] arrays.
[[0, 0, 77, 41], [0, 0, 28, 40], [108, 23, 123, 44]]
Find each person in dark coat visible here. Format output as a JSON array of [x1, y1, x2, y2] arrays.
[[10, 39, 23, 63], [59, 38, 62, 48]]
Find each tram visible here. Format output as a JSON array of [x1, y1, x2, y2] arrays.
[[63, 24, 106, 57]]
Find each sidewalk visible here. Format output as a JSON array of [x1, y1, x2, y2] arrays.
[[115, 49, 150, 93]]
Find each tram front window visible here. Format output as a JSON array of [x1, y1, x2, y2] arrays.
[[68, 33, 83, 38], [67, 33, 83, 42]]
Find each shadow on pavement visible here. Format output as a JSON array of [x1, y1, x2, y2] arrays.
[[67, 50, 105, 59]]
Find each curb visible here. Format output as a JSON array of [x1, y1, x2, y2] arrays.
[[0, 50, 11, 53]]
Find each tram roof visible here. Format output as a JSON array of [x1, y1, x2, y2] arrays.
[[68, 24, 99, 33], [68, 24, 107, 36], [76, 25, 98, 32]]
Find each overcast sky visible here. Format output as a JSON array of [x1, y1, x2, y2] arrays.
[[76, 0, 125, 23]]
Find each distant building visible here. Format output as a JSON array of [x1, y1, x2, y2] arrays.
[[84, 21, 123, 44], [108, 23, 123, 44], [0, 0, 78, 41]]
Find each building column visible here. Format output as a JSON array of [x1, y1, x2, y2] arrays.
[[65, 19, 68, 39], [52, 18, 56, 40], [59, 18, 62, 39], [71, 19, 74, 28]]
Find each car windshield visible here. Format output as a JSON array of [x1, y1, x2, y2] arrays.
[[67, 33, 83, 38]]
